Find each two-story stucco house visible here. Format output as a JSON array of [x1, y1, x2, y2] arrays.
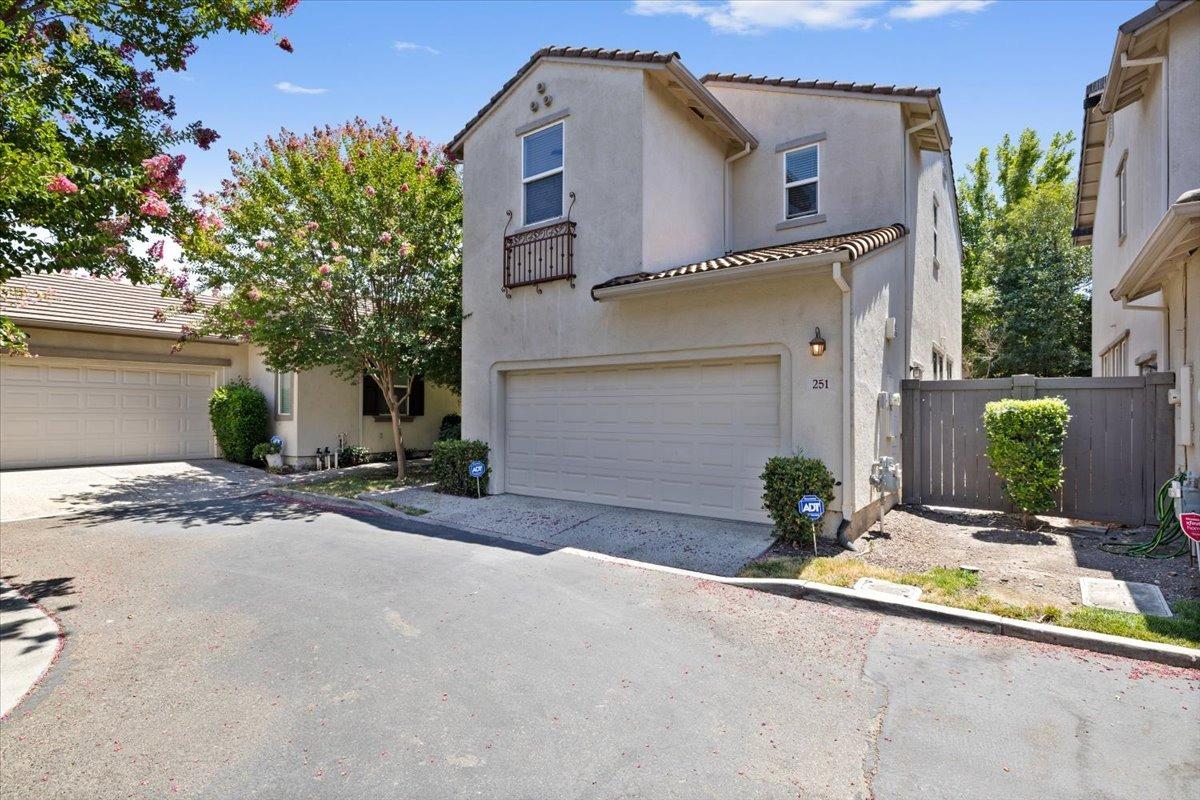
[[449, 46, 961, 537], [1074, 1, 1199, 466]]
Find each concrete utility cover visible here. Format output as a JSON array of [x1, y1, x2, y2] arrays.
[[1079, 577, 1173, 617], [854, 578, 923, 601]]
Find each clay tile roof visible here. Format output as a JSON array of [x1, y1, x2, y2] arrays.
[[591, 224, 907, 297], [1, 272, 225, 341], [448, 46, 680, 156], [701, 72, 940, 98]]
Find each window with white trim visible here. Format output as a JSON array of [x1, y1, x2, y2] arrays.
[[1099, 332, 1129, 377], [784, 143, 819, 219], [932, 349, 945, 381], [932, 197, 940, 267], [275, 371, 294, 418], [522, 121, 564, 225], [1117, 155, 1128, 241]]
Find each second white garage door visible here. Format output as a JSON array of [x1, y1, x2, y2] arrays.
[[504, 357, 781, 522], [0, 357, 218, 469]]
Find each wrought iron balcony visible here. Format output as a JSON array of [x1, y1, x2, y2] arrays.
[[502, 215, 576, 295]]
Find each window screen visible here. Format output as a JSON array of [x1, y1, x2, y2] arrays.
[[784, 144, 818, 219], [523, 122, 564, 225]]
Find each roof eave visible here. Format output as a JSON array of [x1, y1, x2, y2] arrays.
[[9, 318, 238, 345], [592, 251, 843, 301], [1110, 195, 1200, 301]]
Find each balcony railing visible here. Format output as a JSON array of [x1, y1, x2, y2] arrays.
[[503, 218, 576, 295]]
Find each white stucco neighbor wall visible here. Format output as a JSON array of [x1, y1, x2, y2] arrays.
[[1162, 252, 1200, 472], [908, 147, 963, 378], [706, 85, 906, 251]]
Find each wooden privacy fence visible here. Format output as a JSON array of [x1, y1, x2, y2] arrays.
[[901, 373, 1175, 526]]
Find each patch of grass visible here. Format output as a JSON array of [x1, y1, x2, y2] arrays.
[[1061, 601, 1200, 650], [298, 464, 431, 499], [737, 557, 1200, 649]]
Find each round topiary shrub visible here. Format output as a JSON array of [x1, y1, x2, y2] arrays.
[[208, 378, 270, 465], [438, 413, 462, 441], [983, 397, 1070, 519], [760, 453, 837, 542]]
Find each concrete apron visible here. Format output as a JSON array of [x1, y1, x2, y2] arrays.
[[270, 488, 1200, 670], [0, 582, 64, 718]]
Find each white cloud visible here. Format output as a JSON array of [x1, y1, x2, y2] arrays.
[[394, 41, 440, 55], [889, 1, 993, 20], [274, 81, 328, 95], [630, 1, 885, 33], [630, 0, 991, 33]]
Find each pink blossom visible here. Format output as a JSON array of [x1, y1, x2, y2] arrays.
[[255, 239, 271, 251], [152, 308, 167, 323], [46, 174, 78, 194], [195, 211, 222, 232], [97, 215, 131, 237], [142, 154, 186, 195], [305, 221, 319, 231], [247, 288, 262, 301], [398, 241, 412, 257], [228, 149, 243, 164], [364, 186, 376, 197], [330, 241, 340, 251], [318, 264, 332, 275], [333, 254, 348, 264], [138, 190, 170, 217], [193, 127, 219, 150], [282, 0, 301, 15], [400, 183, 410, 193], [171, 273, 189, 291], [320, 280, 332, 291], [378, 232, 392, 244], [148, 239, 165, 260], [434, 164, 447, 178], [60, 112, 78, 125], [277, 37, 294, 54], [249, 14, 272, 34]]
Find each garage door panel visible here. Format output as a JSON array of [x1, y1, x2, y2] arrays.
[[505, 357, 780, 523], [1, 358, 217, 469]]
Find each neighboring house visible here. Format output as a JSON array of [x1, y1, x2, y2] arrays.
[[0, 273, 459, 469], [1076, 0, 1199, 382], [449, 46, 961, 535]]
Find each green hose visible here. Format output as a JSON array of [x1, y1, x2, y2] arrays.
[[1099, 472, 1190, 559]]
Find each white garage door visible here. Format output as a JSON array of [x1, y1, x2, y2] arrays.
[[504, 357, 781, 522], [0, 357, 217, 469]]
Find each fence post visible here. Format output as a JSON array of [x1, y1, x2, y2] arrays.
[[1013, 374, 1036, 400], [901, 379, 921, 505]]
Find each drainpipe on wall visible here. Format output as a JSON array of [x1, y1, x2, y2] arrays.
[[832, 260, 857, 551], [723, 142, 752, 254]]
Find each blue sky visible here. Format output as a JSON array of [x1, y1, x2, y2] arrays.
[[160, 0, 1148, 197]]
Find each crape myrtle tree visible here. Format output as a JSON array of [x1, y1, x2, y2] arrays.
[[0, 0, 299, 352], [175, 119, 463, 479]]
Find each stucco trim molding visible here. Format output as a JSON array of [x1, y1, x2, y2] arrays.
[[487, 343, 795, 500], [775, 132, 827, 153], [27, 345, 232, 367], [776, 213, 827, 232], [514, 108, 570, 137]]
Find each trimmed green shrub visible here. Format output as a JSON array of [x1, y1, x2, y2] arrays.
[[438, 413, 462, 441], [431, 439, 489, 496], [251, 441, 280, 462], [208, 378, 270, 465], [760, 453, 837, 542], [983, 397, 1070, 515], [339, 445, 371, 466]]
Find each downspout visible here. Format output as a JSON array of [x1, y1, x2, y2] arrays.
[[902, 112, 938, 380], [723, 142, 752, 254], [832, 261, 857, 551]]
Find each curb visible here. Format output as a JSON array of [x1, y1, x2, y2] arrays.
[[0, 581, 67, 720], [263, 488, 1200, 670]]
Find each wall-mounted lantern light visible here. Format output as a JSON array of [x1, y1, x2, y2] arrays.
[[809, 327, 826, 357]]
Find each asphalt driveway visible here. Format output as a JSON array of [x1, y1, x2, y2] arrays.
[[0, 460, 278, 523], [1, 496, 1196, 799]]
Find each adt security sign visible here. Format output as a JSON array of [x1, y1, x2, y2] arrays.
[[468, 460, 487, 479], [798, 495, 825, 521]]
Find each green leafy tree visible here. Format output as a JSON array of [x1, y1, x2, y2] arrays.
[[956, 128, 1091, 377], [1, 0, 298, 352], [176, 119, 463, 479]]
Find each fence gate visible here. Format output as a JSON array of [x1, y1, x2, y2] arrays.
[[901, 373, 1175, 526]]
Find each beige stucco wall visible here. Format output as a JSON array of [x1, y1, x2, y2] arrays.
[[907, 147, 963, 378], [1091, 3, 1199, 375], [708, 85, 906, 251], [1161, 253, 1199, 473]]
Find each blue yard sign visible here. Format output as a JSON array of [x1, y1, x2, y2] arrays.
[[798, 495, 825, 521], [468, 460, 487, 479]]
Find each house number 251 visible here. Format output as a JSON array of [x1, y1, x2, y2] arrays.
[[812, 378, 830, 389]]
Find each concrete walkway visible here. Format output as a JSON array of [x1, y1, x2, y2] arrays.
[[364, 486, 776, 575], [0, 460, 279, 523], [0, 582, 61, 718]]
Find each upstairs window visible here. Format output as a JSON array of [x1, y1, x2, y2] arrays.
[[932, 198, 940, 266], [784, 144, 819, 219], [522, 121, 564, 226]]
